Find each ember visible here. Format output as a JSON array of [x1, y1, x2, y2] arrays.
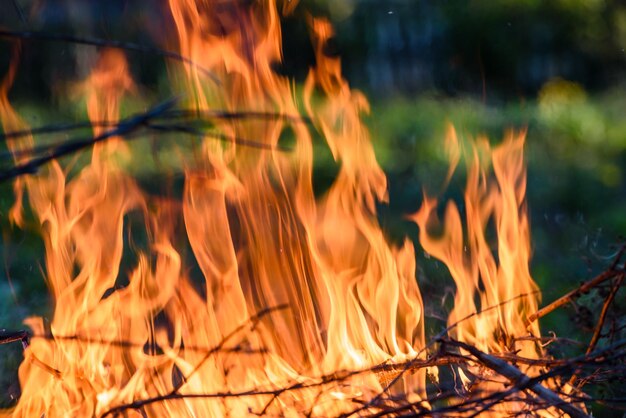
[[0, 1, 624, 417]]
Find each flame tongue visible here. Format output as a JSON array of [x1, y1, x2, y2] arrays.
[[0, 1, 546, 417], [411, 128, 540, 358], [303, 18, 424, 372]]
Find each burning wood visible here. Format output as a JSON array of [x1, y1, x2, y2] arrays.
[[0, 1, 624, 417]]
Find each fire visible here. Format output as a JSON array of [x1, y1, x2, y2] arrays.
[[411, 127, 541, 358], [0, 1, 549, 417], [410, 128, 544, 414]]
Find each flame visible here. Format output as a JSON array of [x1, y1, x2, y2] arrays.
[[411, 127, 541, 357], [0, 1, 550, 417]]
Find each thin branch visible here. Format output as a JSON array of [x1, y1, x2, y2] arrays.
[[171, 304, 288, 395], [146, 122, 287, 151], [0, 110, 305, 168], [0, 110, 312, 143], [28, 352, 62, 379], [29, 332, 268, 355], [0, 120, 111, 143], [567, 272, 626, 387], [413, 290, 541, 360], [0, 98, 178, 182], [527, 245, 625, 326], [0, 29, 219, 83], [586, 273, 625, 355], [0, 329, 29, 348], [164, 110, 312, 125], [0, 121, 286, 164], [10, 0, 27, 26]]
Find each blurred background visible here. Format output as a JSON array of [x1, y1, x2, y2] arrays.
[[0, 0, 625, 412]]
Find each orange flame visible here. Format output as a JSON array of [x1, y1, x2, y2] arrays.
[[0, 1, 551, 417], [411, 127, 541, 357]]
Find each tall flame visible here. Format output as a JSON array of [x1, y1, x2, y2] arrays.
[[0, 1, 547, 417], [411, 127, 541, 357], [410, 128, 544, 414]]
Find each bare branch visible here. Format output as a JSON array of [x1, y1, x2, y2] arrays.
[[527, 244, 626, 326], [0, 98, 178, 182], [0, 110, 312, 144], [0, 29, 219, 83], [586, 273, 625, 355], [0, 329, 29, 348]]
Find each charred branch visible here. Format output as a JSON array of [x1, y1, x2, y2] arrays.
[[0, 329, 29, 348], [527, 244, 626, 326]]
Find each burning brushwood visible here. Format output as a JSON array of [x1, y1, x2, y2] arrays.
[[0, 0, 625, 417]]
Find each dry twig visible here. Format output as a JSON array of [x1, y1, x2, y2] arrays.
[[527, 244, 625, 326], [0, 29, 218, 83], [0, 110, 311, 144], [0, 329, 29, 348], [0, 98, 177, 182], [443, 339, 591, 418], [586, 273, 625, 356]]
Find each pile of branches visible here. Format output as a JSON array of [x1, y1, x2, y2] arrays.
[[1, 244, 624, 417]]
